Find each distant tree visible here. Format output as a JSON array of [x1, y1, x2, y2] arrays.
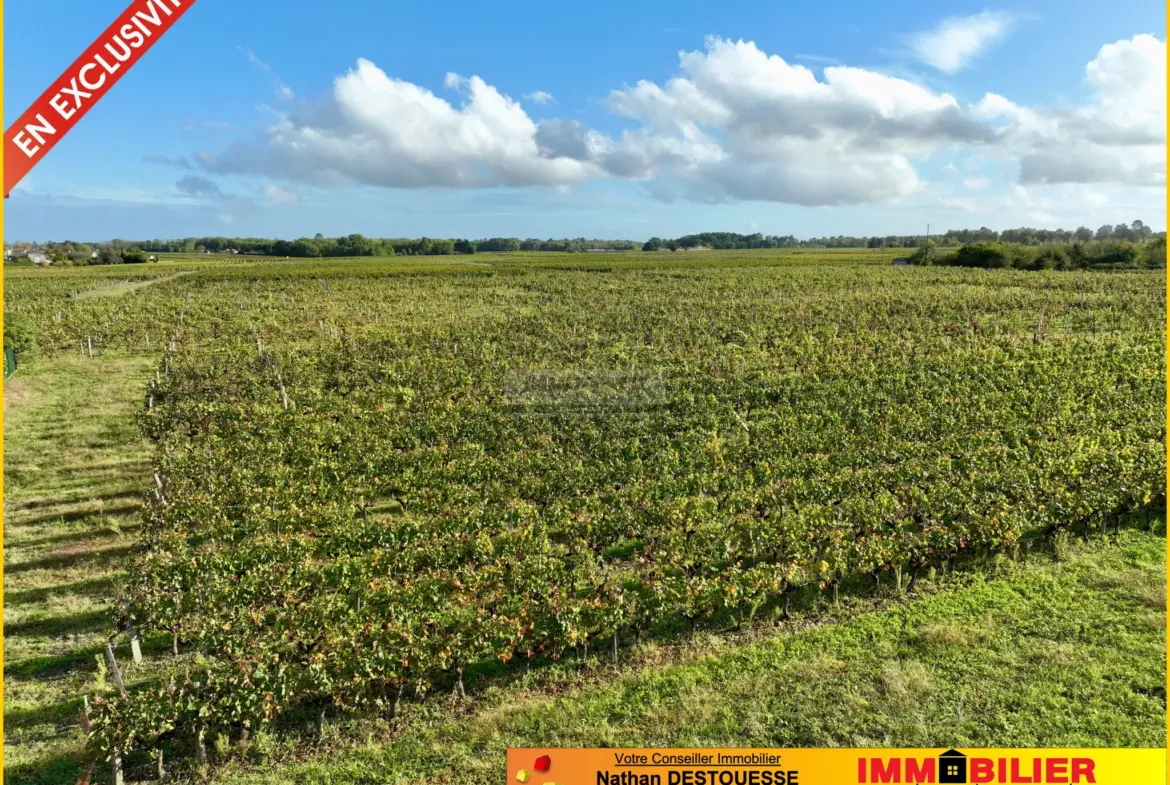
[[665, 240, 681, 252], [121, 247, 148, 264]]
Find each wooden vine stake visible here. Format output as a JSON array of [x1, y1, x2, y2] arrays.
[[104, 643, 126, 695], [128, 623, 143, 665], [112, 748, 124, 785], [196, 723, 209, 767]]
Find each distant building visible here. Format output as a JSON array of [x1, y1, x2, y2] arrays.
[[28, 252, 48, 265]]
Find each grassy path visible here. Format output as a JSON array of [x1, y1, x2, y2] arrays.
[[72, 271, 197, 299], [4, 354, 155, 785]]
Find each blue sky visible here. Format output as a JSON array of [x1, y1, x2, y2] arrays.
[[5, 0, 1165, 242]]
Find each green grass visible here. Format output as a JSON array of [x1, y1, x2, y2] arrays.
[[4, 354, 155, 785], [71, 272, 198, 300]]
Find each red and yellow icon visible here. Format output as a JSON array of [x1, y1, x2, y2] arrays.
[[515, 753, 555, 783]]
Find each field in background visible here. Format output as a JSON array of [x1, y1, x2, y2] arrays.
[[3, 248, 1165, 784]]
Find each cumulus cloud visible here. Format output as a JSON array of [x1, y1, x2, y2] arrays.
[[199, 59, 599, 189], [910, 12, 1015, 73], [264, 184, 299, 204], [525, 90, 554, 104], [190, 33, 1165, 208], [593, 37, 993, 204], [975, 34, 1165, 187]]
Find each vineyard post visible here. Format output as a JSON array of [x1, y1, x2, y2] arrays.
[[104, 643, 126, 695], [454, 664, 466, 699], [87, 337, 93, 358], [112, 748, 124, 785], [196, 723, 208, 767], [393, 682, 406, 718], [128, 623, 143, 665]]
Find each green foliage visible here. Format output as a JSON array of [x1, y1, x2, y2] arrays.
[[908, 241, 935, 265], [4, 312, 38, 359], [935, 239, 1164, 271]]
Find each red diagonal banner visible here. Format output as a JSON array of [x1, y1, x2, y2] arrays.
[[4, 0, 198, 197]]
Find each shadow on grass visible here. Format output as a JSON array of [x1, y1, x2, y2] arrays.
[[2, 750, 89, 785], [4, 608, 112, 639], [8, 524, 141, 552], [5, 492, 143, 517], [5, 632, 174, 686], [5, 575, 120, 607], [5, 544, 135, 576]]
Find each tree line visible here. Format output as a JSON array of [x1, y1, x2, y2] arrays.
[[11, 235, 641, 262], [7, 221, 1163, 264], [642, 220, 1161, 251], [908, 235, 1166, 270]]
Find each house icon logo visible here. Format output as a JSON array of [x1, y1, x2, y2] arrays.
[[939, 749, 967, 784]]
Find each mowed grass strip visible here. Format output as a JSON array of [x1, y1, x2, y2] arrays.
[[4, 354, 154, 785], [211, 530, 1165, 785]]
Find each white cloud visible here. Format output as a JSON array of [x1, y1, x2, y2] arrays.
[[975, 34, 1165, 187], [589, 37, 988, 204], [238, 46, 271, 72], [200, 59, 597, 189], [194, 33, 1165, 209], [910, 12, 1015, 73], [525, 90, 554, 104], [278, 83, 294, 99], [264, 184, 299, 204]]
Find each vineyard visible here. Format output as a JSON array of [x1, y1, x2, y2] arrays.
[[4, 251, 1166, 779]]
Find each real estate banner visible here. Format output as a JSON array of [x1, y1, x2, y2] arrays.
[[504, 748, 1165, 785]]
